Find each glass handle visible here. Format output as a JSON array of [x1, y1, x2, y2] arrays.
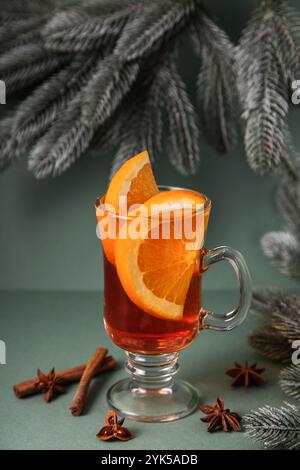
[[201, 246, 252, 331]]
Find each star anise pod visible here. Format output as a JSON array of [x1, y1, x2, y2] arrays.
[[200, 398, 241, 432], [96, 410, 134, 441], [226, 361, 267, 387], [35, 368, 66, 403]]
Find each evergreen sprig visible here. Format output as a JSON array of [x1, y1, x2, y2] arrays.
[[236, 0, 300, 175], [0, 0, 233, 178], [249, 289, 300, 363], [262, 179, 300, 277], [192, 7, 238, 153], [244, 403, 300, 450], [280, 365, 300, 400], [2, 0, 300, 178]]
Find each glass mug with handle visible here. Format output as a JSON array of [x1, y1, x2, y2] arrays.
[[95, 185, 252, 423]]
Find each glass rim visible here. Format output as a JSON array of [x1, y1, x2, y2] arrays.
[[95, 184, 212, 219]]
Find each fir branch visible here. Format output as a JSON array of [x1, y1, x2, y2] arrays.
[[115, 0, 199, 62], [272, 1, 300, 82], [12, 53, 98, 139], [82, 58, 140, 125], [159, 56, 200, 175], [44, 17, 126, 52], [0, 15, 49, 45], [249, 289, 300, 362], [28, 53, 139, 178], [249, 325, 291, 363], [2, 55, 68, 95], [280, 365, 300, 400], [236, 1, 292, 174], [192, 9, 238, 153], [244, 403, 300, 450], [261, 231, 300, 277], [0, 43, 47, 73], [0, 117, 16, 171], [276, 181, 300, 235], [28, 98, 93, 178], [0, 0, 58, 18], [111, 76, 164, 176]]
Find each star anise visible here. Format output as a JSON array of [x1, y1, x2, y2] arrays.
[[96, 410, 134, 441], [226, 361, 267, 387], [199, 398, 241, 432], [35, 368, 66, 402]]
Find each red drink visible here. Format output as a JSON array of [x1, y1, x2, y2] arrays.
[[103, 252, 202, 354]]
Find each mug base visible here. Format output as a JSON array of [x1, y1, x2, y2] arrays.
[[107, 378, 200, 423]]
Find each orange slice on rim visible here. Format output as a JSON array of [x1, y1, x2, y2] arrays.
[[115, 189, 210, 320], [97, 151, 159, 264]]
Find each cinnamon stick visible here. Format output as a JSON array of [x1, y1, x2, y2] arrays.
[[14, 354, 117, 399], [70, 347, 108, 416]]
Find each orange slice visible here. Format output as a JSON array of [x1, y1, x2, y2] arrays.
[[115, 189, 210, 320], [105, 150, 158, 212], [97, 150, 159, 264]]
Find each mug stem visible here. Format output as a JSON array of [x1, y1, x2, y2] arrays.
[[107, 351, 199, 422]]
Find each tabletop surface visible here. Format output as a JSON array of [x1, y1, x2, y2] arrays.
[[0, 289, 289, 450]]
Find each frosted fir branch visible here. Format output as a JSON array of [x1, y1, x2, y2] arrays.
[[2, 55, 68, 95], [236, 2, 292, 174], [272, 1, 300, 83], [43, 1, 140, 36], [82, 57, 139, 125], [28, 98, 93, 178], [280, 365, 300, 400], [91, 114, 121, 158], [261, 231, 300, 277], [0, 0, 58, 17], [276, 181, 300, 235], [244, 403, 300, 450], [253, 289, 300, 340], [159, 56, 200, 175], [0, 117, 16, 171], [12, 53, 98, 137], [250, 289, 300, 362], [115, 0, 199, 62], [249, 325, 291, 363], [28, 52, 138, 178], [111, 75, 164, 176], [44, 17, 126, 52], [0, 29, 44, 57], [0, 13, 50, 42], [192, 9, 238, 153], [0, 43, 47, 73]]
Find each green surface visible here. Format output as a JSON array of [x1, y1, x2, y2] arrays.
[[0, 290, 291, 450]]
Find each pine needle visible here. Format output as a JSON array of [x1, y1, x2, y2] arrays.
[[159, 56, 200, 175], [244, 403, 300, 450], [249, 325, 291, 363], [261, 231, 300, 277], [192, 8, 238, 153], [280, 365, 300, 400], [249, 289, 300, 362], [236, 2, 293, 174], [82, 58, 139, 125], [115, 0, 198, 61]]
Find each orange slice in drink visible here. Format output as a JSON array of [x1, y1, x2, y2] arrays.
[[115, 189, 210, 320], [97, 151, 159, 264], [105, 150, 158, 211]]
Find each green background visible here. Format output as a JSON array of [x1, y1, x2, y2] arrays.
[[0, 0, 300, 451], [0, 0, 300, 294]]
